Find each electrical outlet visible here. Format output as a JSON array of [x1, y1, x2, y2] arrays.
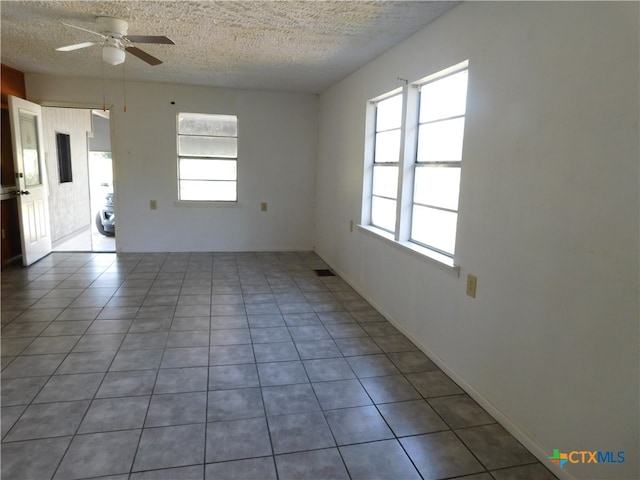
[[466, 274, 477, 298], [150, 200, 157, 210], [261, 202, 268, 212]]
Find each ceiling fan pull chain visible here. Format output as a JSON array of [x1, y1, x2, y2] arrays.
[[101, 60, 107, 112], [123, 60, 128, 113]]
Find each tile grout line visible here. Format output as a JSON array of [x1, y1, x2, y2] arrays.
[[202, 252, 214, 475], [127, 255, 179, 476], [251, 268, 281, 480], [47, 253, 126, 480]]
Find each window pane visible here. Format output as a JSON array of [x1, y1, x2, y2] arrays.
[[180, 180, 237, 201], [179, 135, 237, 158], [371, 196, 396, 232], [178, 113, 237, 137], [20, 112, 42, 187], [180, 159, 237, 181], [414, 166, 460, 210], [374, 129, 400, 163], [420, 70, 468, 123], [416, 118, 465, 162], [411, 205, 457, 255], [56, 133, 73, 183], [376, 94, 402, 131], [372, 165, 398, 199]]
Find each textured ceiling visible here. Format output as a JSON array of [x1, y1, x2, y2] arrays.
[[1, 1, 457, 94]]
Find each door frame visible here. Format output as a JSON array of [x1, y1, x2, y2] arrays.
[[41, 101, 117, 253]]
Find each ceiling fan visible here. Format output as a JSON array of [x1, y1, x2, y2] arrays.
[[56, 16, 174, 66]]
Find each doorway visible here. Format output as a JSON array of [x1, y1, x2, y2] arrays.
[[48, 107, 116, 252]]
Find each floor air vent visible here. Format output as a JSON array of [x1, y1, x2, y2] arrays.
[[314, 269, 336, 277]]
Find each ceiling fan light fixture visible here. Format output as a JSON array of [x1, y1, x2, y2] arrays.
[[103, 45, 125, 65], [58, 17, 172, 66]]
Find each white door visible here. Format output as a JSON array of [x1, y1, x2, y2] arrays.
[[9, 95, 52, 266]]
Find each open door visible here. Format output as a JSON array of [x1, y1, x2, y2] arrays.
[[8, 95, 52, 266]]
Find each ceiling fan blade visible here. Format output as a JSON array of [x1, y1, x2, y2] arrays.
[[61, 22, 106, 39], [125, 46, 163, 66], [125, 35, 174, 45], [55, 41, 100, 52]]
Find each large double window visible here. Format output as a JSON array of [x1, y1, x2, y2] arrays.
[[365, 62, 468, 263], [177, 113, 238, 202]]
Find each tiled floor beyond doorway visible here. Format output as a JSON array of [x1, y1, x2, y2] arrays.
[[53, 227, 116, 252], [1, 252, 558, 480]]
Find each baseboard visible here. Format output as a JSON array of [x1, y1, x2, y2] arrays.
[[314, 248, 573, 480], [120, 246, 316, 254], [1, 253, 22, 270]]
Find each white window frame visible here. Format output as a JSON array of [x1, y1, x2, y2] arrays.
[[361, 60, 469, 270], [370, 91, 403, 233], [177, 112, 238, 203], [410, 66, 468, 257]]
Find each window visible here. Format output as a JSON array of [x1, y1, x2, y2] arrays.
[[371, 94, 402, 232], [56, 133, 72, 183], [412, 69, 468, 256], [177, 113, 238, 201], [363, 62, 469, 265]]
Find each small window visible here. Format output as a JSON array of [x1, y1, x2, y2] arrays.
[[177, 113, 238, 201], [56, 133, 72, 183], [371, 94, 402, 232]]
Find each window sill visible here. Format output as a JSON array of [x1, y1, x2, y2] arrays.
[[357, 224, 460, 276], [173, 201, 242, 208]]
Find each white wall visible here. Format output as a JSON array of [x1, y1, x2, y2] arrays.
[[42, 107, 92, 242], [89, 114, 111, 152], [26, 76, 318, 252], [316, 3, 638, 480]]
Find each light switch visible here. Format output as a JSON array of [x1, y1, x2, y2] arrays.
[[150, 200, 157, 210], [261, 202, 268, 212]]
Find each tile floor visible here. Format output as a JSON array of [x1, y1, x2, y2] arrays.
[[1, 251, 559, 480], [52, 227, 116, 253]]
